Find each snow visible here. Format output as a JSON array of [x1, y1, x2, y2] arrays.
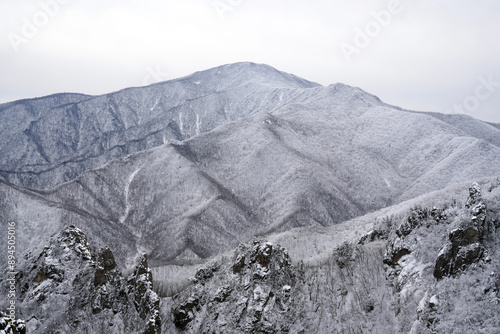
[[119, 167, 141, 224]]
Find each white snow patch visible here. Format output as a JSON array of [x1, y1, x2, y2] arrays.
[[384, 177, 391, 188], [179, 112, 184, 134], [429, 295, 439, 307], [150, 99, 160, 111], [195, 112, 201, 135], [120, 168, 141, 224]]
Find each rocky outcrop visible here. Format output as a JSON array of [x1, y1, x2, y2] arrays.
[[14, 225, 160, 333], [384, 207, 445, 267], [171, 239, 298, 333], [433, 183, 487, 280]]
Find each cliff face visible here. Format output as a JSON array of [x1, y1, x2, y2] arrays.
[[170, 239, 297, 333]]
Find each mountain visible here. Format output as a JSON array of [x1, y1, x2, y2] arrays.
[[1, 63, 500, 333], [2, 69, 500, 267], [0, 62, 319, 190]]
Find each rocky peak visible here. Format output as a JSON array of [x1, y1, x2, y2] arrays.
[[14, 226, 161, 333], [433, 183, 488, 280], [93, 246, 117, 287], [43, 225, 92, 262], [128, 254, 161, 334], [171, 238, 298, 333]]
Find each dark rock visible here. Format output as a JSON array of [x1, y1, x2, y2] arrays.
[[384, 247, 411, 267], [14, 226, 161, 333], [94, 247, 117, 287], [251, 240, 273, 269], [0, 312, 26, 334], [358, 229, 388, 244], [194, 264, 218, 284], [434, 184, 488, 280], [232, 251, 246, 274], [434, 244, 453, 280], [396, 208, 429, 237], [454, 243, 484, 271], [434, 226, 484, 280], [173, 295, 200, 329], [129, 254, 161, 333]]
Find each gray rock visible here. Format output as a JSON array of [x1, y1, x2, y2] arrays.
[[434, 184, 488, 280], [12, 225, 160, 333]]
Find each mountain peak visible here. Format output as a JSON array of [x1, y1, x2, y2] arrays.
[[184, 62, 321, 90]]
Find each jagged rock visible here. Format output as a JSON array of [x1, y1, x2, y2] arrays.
[[434, 226, 485, 279], [384, 206, 448, 267], [173, 295, 200, 329], [94, 246, 117, 287], [465, 182, 482, 209], [129, 254, 161, 334], [13, 225, 161, 333], [0, 312, 26, 334], [384, 229, 412, 267], [396, 208, 429, 237], [466, 182, 488, 234], [434, 183, 488, 280], [171, 239, 297, 333], [213, 285, 232, 303], [384, 245, 411, 267], [194, 264, 218, 284], [232, 250, 246, 274], [358, 229, 388, 244]]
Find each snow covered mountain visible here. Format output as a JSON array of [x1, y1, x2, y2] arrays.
[[1, 63, 500, 333], [0, 63, 319, 189]]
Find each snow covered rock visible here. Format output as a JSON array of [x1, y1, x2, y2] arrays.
[[0, 312, 25, 334], [434, 184, 488, 280], [171, 239, 297, 333], [13, 225, 160, 333]]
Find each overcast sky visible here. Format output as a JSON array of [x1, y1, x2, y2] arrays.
[[1, 0, 499, 123]]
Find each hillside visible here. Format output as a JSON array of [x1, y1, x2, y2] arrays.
[[0, 62, 319, 189]]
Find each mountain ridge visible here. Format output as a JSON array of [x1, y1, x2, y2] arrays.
[[0, 62, 322, 189], [1, 66, 499, 268]]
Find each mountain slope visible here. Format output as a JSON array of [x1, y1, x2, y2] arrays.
[[0, 62, 320, 189], [1, 77, 499, 269]]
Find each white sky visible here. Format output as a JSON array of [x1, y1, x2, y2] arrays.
[[1, 0, 499, 123]]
